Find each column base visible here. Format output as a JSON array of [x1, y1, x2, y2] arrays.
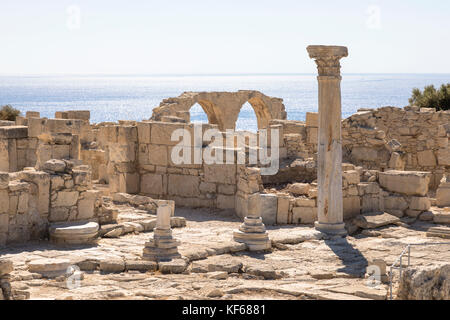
[[233, 230, 272, 251], [315, 221, 347, 237]]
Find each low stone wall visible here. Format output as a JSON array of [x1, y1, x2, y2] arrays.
[[0, 159, 104, 246]]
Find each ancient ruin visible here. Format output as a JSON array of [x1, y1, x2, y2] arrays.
[[0, 46, 449, 300]]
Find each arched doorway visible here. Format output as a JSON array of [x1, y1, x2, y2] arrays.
[[189, 103, 208, 124], [235, 102, 258, 133]]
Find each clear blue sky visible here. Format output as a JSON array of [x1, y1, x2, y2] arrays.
[[1, 0, 449, 75]]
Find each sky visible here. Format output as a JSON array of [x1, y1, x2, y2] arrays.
[[0, 0, 449, 75]]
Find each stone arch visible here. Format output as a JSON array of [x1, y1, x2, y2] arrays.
[[151, 91, 287, 131], [194, 99, 225, 129], [246, 97, 273, 129]]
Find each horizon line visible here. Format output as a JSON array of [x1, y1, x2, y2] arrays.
[[1, 72, 450, 77]]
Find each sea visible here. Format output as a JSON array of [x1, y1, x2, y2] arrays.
[[0, 74, 448, 132]]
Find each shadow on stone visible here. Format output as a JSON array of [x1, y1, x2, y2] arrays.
[[324, 238, 368, 276]]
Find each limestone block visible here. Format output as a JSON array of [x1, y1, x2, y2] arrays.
[[295, 198, 315, 207], [199, 182, 216, 194], [235, 194, 248, 219], [26, 111, 40, 118], [43, 159, 66, 173], [343, 196, 361, 219], [389, 152, 405, 170], [148, 144, 168, 166], [288, 183, 310, 195], [0, 190, 8, 214], [306, 112, 318, 127], [53, 191, 79, 207], [417, 150, 437, 167], [292, 207, 317, 224], [66, 110, 90, 121], [150, 122, 185, 146], [218, 184, 235, 195], [259, 194, 277, 226], [342, 170, 360, 185], [28, 118, 46, 138], [433, 211, 450, 224], [109, 143, 136, 163], [204, 164, 236, 185], [168, 174, 199, 197], [137, 122, 151, 144], [276, 195, 291, 224], [99, 260, 125, 273], [353, 212, 400, 229], [0, 259, 13, 276], [140, 173, 165, 195], [0, 140, 9, 172], [49, 207, 70, 222], [351, 147, 379, 162], [0, 172, 9, 189], [378, 170, 430, 196], [437, 148, 450, 166], [357, 182, 380, 195], [409, 196, 431, 211], [52, 144, 70, 160], [383, 195, 408, 214], [307, 127, 318, 144], [77, 198, 95, 220], [436, 187, 450, 207], [117, 126, 137, 144], [217, 194, 235, 209], [0, 126, 27, 139], [362, 195, 381, 213], [17, 193, 28, 214]]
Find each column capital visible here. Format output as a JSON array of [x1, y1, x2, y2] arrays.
[[307, 45, 348, 77]]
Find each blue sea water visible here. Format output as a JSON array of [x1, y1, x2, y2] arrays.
[[0, 74, 448, 132]]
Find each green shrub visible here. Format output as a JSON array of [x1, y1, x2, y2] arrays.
[[0, 105, 21, 121], [408, 83, 450, 111]]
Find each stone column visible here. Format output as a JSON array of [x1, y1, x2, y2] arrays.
[[307, 45, 348, 236], [142, 204, 181, 261], [233, 193, 271, 251]]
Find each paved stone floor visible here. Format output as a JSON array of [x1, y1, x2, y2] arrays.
[[1, 208, 449, 300]]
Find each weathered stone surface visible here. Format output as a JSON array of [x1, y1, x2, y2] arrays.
[[378, 170, 430, 196], [27, 258, 71, 278], [53, 191, 79, 207], [259, 194, 277, 226], [49, 221, 99, 245], [0, 259, 13, 276], [43, 159, 67, 173], [408, 197, 431, 211], [158, 258, 187, 274], [292, 207, 317, 224], [353, 212, 400, 229], [397, 264, 450, 300], [125, 260, 157, 272], [433, 211, 450, 224], [288, 183, 310, 195], [168, 174, 200, 197], [99, 259, 125, 273]]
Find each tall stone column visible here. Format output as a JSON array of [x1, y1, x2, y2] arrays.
[[307, 45, 348, 236]]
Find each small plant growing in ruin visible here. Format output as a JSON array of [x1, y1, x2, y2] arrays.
[[0, 104, 21, 121], [409, 83, 450, 111]]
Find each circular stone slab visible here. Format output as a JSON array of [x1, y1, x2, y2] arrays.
[[49, 221, 99, 245], [28, 258, 71, 278], [49, 221, 99, 235]]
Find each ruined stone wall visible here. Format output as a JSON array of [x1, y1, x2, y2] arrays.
[[0, 160, 102, 246], [342, 107, 450, 189]]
